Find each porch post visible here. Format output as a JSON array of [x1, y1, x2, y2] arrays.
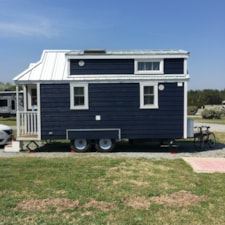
[[37, 83, 41, 139], [16, 85, 20, 138]]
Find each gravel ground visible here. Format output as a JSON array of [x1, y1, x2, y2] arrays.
[[0, 122, 224, 159], [1, 141, 225, 159]]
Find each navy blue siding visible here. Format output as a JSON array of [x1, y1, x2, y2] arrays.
[[40, 83, 184, 140], [67, 130, 119, 139], [164, 58, 184, 74], [70, 58, 184, 75], [70, 59, 134, 75]]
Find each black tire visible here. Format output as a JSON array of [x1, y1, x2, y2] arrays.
[[194, 135, 205, 151], [95, 139, 115, 152], [70, 139, 91, 153], [208, 132, 216, 148]]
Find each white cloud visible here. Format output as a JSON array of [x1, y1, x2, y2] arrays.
[[0, 18, 59, 38]]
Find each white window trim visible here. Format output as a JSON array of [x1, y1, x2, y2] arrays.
[[140, 82, 159, 109], [70, 83, 89, 110], [135, 59, 164, 74]]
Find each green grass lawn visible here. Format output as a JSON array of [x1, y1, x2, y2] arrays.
[[1, 157, 225, 225], [0, 116, 16, 126]]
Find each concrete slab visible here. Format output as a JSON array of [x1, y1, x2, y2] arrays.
[[183, 157, 225, 173]]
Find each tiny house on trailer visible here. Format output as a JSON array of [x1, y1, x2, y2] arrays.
[[13, 49, 190, 152]]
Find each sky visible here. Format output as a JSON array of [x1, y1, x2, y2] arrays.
[[0, 0, 224, 90]]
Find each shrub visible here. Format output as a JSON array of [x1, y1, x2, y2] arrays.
[[201, 109, 222, 119], [214, 110, 222, 119], [187, 106, 198, 115]]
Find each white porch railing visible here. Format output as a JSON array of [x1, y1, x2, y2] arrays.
[[17, 111, 39, 139]]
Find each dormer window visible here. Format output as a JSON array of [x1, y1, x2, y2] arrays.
[[135, 60, 163, 74]]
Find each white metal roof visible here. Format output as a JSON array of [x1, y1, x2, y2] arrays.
[[13, 49, 189, 83], [13, 50, 70, 83]]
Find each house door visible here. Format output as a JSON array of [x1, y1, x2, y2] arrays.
[[27, 85, 37, 111]]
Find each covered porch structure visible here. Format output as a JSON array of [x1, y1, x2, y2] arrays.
[[15, 83, 41, 141]]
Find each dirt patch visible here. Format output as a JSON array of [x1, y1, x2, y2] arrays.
[[124, 190, 209, 209], [82, 199, 117, 212], [124, 197, 150, 209], [16, 198, 116, 212], [16, 198, 79, 212], [151, 190, 209, 207], [16, 191, 209, 212]]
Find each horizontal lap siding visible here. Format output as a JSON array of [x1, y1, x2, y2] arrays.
[[70, 59, 134, 75], [70, 58, 184, 75], [40, 83, 184, 140], [164, 58, 184, 74]]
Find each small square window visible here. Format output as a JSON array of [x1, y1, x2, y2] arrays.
[[140, 83, 158, 109], [70, 84, 89, 110]]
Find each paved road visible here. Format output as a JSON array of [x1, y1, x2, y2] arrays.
[[194, 122, 225, 132]]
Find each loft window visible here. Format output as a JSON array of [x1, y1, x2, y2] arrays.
[[138, 62, 159, 71], [140, 83, 158, 109], [70, 83, 89, 110], [135, 60, 163, 74]]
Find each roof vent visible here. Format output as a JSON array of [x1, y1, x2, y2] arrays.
[[83, 49, 106, 54]]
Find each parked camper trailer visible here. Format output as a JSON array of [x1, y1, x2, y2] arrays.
[[222, 100, 225, 109], [0, 91, 23, 117], [13, 49, 190, 152]]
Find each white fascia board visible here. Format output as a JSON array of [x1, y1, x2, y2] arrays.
[[66, 74, 190, 83], [66, 54, 189, 60], [14, 74, 190, 84], [66, 49, 189, 58]]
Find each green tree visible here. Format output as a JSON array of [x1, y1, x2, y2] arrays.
[[0, 82, 16, 91], [188, 89, 225, 107]]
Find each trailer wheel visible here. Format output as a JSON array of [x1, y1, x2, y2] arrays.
[[95, 139, 115, 152], [71, 139, 91, 152]]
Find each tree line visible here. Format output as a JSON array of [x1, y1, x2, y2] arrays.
[[188, 89, 225, 107]]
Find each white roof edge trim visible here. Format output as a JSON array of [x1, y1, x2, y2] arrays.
[[66, 49, 190, 59], [14, 73, 190, 84], [66, 49, 189, 54], [66, 55, 189, 59]]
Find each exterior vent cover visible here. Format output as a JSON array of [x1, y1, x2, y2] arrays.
[[83, 49, 106, 54]]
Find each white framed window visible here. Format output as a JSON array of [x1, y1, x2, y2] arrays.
[[135, 60, 163, 74], [70, 83, 89, 110], [140, 83, 158, 109]]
